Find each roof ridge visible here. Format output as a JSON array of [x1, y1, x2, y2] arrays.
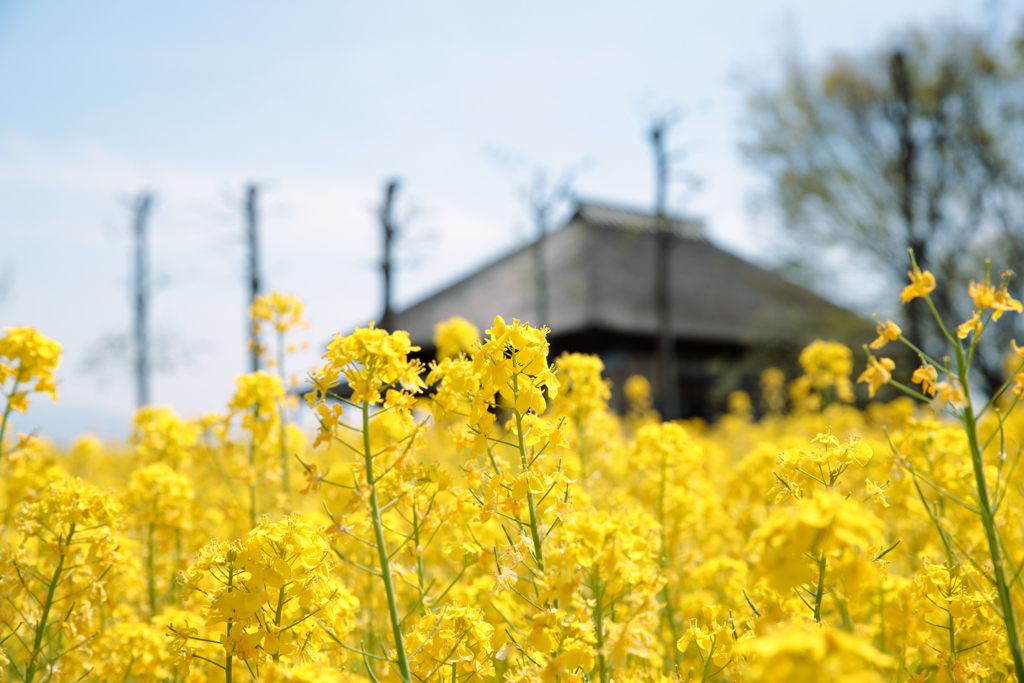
[[571, 198, 706, 241]]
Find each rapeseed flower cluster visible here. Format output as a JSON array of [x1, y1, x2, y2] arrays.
[[433, 317, 480, 361], [251, 292, 310, 369], [7, 251, 1024, 683], [0, 326, 61, 415]]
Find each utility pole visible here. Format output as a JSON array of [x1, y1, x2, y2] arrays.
[[245, 183, 261, 373], [529, 170, 552, 328], [132, 192, 154, 409], [379, 179, 399, 331], [525, 167, 576, 327], [650, 119, 680, 420]]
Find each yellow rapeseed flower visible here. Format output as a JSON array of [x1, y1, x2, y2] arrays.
[[957, 311, 983, 339], [739, 624, 895, 683], [911, 363, 938, 396], [869, 319, 901, 349], [308, 323, 424, 409], [433, 316, 480, 360], [795, 340, 855, 404], [252, 291, 310, 334], [623, 374, 653, 412], [857, 356, 895, 398], [900, 264, 936, 303], [0, 325, 62, 411]]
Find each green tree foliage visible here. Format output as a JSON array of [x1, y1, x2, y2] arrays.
[[744, 22, 1024, 393]]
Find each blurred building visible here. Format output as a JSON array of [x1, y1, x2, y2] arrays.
[[391, 199, 868, 419]]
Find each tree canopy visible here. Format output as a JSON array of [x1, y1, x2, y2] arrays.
[[744, 22, 1024, 392]]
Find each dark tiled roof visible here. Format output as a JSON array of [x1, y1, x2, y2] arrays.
[[572, 199, 707, 241], [390, 200, 866, 348]]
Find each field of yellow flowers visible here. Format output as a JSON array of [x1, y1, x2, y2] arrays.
[[4, 257, 1024, 683]]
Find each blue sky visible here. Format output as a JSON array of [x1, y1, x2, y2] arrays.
[[0, 0, 1011, 439]]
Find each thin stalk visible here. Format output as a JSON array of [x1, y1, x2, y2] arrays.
[[699, 635, 718, 683], [831, 588, 853, 632], [516, 412, 544, 572], [576, 416, 587, 479], [955, 341, 1024, 682], [412, 500, 425, 598], [248, 438, 257, 530], [658, 448, 680, 663], [888, 379, 934, 404], [979, 359, 1024, 419], [0, 378, 20, 459], [924, 294, 959, 348], [277, 329, 290, 499], [273, 583, 286, 663], [510, 368, 544, 571], [226, 564, 234, 683], [948, 610, 957, 664], [896, 335, 945, 372], [429, 566, 468, 608], [593, 568, 608, 683], [362, 402, 412, 683], [877, 586, 886, 652], [812, 553, 827, 622], [174, 529, 183, 603], [25, 523, 74, 683], [486, 445, 502, 476], [147, 521, 157, 616]]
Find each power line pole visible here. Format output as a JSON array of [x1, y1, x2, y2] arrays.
[[529, 170, 552, 328], [245, 183, 261, 373], [525, 167, 577, 327], [132, 192, 154, 409], [650, 119, 680, 420], [379, 179, 399, 331]]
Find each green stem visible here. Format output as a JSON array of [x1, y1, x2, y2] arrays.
[[978, 359, 1024, 419], [955, 343, 1024, 683], [278, 330, 290, 499], [363, 402, 413, 683], [174, 529, 183, 603], [248, 438, 258, 530], [812, 553, 827, 622], [429, 566, 467, 608], [576, 416, 587, 479], [887, 379, 934, 404], [273, 583, 287, 663], [593, 568, 608, 683], [831, 588, 853, 632], [226, 564, 234, 683], [924, 294, 959, 348], [657, 449, 680, 663], [897, 335, 945, 372], [948, 609, 957, 664], [515, 410, 544, 572], [26, 523, 74, 683], [486, 445, 502, 476], [412, 501, 425, 598], [147, 521, 157, 617], [509, 362, 548, 573], [700, 636, 718, 683], [0, 378, 20, 459]]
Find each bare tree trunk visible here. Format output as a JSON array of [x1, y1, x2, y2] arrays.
[[525, 166, 578, 327], [890, 51, 926, 346], [245, 184, 261, 373], [379, 180, 399, 331], [650, 122, 680, 420], [132, 193, 153, 409]]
